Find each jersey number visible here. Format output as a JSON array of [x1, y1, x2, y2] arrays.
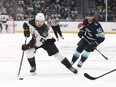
[[97, 28, 102, 33]]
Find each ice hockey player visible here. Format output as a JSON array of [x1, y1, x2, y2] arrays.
[[70, 10, 105, 68], [21, 13, 77, 74]]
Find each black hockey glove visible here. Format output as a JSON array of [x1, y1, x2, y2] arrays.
[[23, 22, 30, 37], [90, 41, 98, 48], [96, 37, 105, 44], [22, 44, 30, 51], [78, 31, 85, 38], [90, 37, 105, 48]]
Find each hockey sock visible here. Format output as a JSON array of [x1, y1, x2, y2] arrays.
[[61, 58, 72, 69], [28, 57, 36, 67], [61, 58, 78, 74], [72, 55, 79, 63], [80, 55, 87, 62], [77, 55, 87, 67], [71, 50, 81, 63]]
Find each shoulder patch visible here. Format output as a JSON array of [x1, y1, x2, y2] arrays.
[[42, 31, 48, 37]]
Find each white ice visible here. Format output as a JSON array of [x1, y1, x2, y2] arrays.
[[0, 33, 116, 87]]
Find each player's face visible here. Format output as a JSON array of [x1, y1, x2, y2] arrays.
[[35, 20, 44, 28], [86, 16, 94, 23]]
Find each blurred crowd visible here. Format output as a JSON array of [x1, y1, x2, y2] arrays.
[[96, 0, 116, 21], [0, 0, 116, 21]]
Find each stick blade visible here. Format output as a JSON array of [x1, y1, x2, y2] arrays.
[[84, 73, 96, 80]]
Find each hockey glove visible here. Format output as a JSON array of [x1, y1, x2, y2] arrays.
[[23, 22, 30, 37], [90, 41, 98, 48], [96, 37, 105, 44], [90, 37, 105, 48], [22, 44, 30, 51], [78, 31, 85, 38]]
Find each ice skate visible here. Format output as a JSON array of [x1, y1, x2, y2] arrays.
[[69, 67, 78, 74], [77, 61, 83, 68], [30, 66, 36, 75], [61, 37, 64, 39]]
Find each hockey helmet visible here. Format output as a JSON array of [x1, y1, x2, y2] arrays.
[[35, 13, 45, 21], [87, 10, 95, 17]]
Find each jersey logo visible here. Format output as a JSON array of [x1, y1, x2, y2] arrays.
[[42, 31, 48, 37]]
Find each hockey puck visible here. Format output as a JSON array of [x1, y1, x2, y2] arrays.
[[19, 78, 23, 80]]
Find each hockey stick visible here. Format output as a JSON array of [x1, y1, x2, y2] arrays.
[[83, 37, 108, 60], [84, 69, 116, 80], [17, 37, 27, 79]]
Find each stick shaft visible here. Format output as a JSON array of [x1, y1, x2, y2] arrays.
[[97, 69, 116, 78], [83, 37, 108, 60], [17, 37, 27, 77]]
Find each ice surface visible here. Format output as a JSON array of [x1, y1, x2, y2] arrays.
[[0, 33, 116, 87]]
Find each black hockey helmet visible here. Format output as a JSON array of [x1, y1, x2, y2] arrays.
[[87, 10, 95, 17]]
